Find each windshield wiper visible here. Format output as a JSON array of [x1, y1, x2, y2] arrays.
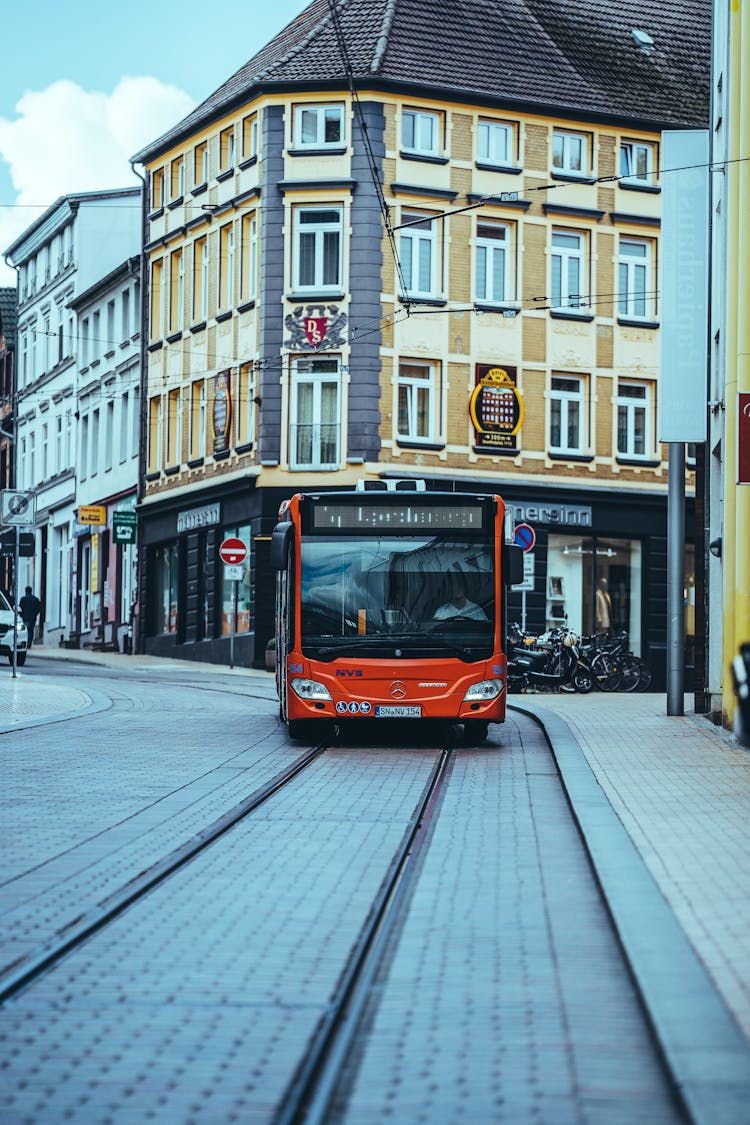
[[310, 635, 484, 661]]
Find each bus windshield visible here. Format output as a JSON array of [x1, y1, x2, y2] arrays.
[[300, 535, 495, 656]]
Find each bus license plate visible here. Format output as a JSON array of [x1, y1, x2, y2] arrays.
[[375, 705, 422, 718]]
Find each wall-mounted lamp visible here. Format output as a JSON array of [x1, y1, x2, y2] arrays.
[[709, 537, 722, 558]]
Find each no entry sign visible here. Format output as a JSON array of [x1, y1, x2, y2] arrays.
[[219, 537, 248, 566], [514, 523, 536, 552]]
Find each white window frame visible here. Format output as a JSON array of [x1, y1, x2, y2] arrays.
[[290, 357, 341, 471], [397, 361, 438, 443], [552, 130, 588, 176], [475, 221, 510, 305], [618, 237, 652, 320], [549, 375, 585, 455], [295, 104, 345, 148], [400, 211, 437, 299], [617, 381, 651, 458], [551, 229, 585, 310], [293, 206, 343, 292], [620, 140, 656, 184], [477, 119, 513, 165], [402, 109, 441, 157]]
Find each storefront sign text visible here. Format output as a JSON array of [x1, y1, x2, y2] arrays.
[[509, 503, 592, 527], [212, 370, 232, 454], [177, 502, 221, 533]]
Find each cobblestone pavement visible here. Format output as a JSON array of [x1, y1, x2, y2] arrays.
[[513, 693, 750, 1049]]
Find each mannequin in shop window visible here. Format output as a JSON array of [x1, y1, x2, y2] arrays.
[[595, 577, 612, 632]]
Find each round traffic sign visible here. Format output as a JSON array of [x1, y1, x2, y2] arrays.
[[219, 537, 248, 565], [513, 523, 536, 552]]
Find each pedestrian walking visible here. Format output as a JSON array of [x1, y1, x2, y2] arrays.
[[19, 586, 42, 650]]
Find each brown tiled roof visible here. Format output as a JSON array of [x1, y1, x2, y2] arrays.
[[133, 0, 710, 161]]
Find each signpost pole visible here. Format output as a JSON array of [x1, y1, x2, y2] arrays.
[[230, 581, 237, 670], [12, 525, 19, 678]]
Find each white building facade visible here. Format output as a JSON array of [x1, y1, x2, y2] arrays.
[[3, 189, 141, 645]]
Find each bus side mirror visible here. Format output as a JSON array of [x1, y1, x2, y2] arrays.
[[270, 522, 293, 571], [507, 544, 524, 587]]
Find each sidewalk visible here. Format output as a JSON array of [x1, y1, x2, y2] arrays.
[[515, 691, 750, 1052]]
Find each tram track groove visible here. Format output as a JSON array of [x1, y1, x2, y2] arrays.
[[0, 737, 330, 1005], [275, 740, 455, 1125]]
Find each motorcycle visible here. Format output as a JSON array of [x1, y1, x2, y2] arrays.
[[507, 626, 594, 694]]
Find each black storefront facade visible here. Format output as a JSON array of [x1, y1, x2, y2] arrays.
[[136, 474, 287, 668]]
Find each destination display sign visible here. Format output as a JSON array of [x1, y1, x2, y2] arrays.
[[310, 502, 486, 532]]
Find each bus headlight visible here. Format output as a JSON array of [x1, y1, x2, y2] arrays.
[[463, 678, 504, 701], [291, 678, 332, 701]]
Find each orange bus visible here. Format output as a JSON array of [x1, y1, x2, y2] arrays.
[[271, 482, 523, 740]]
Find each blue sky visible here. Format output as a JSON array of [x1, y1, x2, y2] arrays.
[[0, 0, 307, 281]]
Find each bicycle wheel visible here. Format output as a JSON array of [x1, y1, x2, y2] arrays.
[[573, 666, 594, 693], [592, 652, 623, 692], [635, 659, 653, 692], [618, 654, 642, 692]]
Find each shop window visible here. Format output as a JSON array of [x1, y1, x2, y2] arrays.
[[154, 544, 179, 634], [546, 534, 643, 653], [290, 356, 340, 470], [220, 524, 251, 636]]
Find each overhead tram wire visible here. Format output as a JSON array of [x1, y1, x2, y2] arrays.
[[326, 0, 412, 313]]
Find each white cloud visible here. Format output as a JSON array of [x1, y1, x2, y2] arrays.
[[0, 76, 194, 284]]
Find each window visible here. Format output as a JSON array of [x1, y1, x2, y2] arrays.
[[618, 238, 652, 319], [620, 140, 656, 184], [290, 357, 340, 470], [193, 237, 208, 322], [398, 361, 438, 442], [81, 317, 89, 366], [295, 104, 344, 147], [150, 258, 164, 339], [106, 299, 115, 352], [166, 388, 181, 466], [104, 400, 114, 471], [120, 392, 129, 463], [552, 130, 588, 175], [154, 544, 179, 634], [122, 289, 130, 342], [92, 310, 101, 362], [151, 168, 165, 210], [189, 379, 206, 459], [41, 423, 48, 479], [170, 156, 184, 200], [148, 396, 162, 472], [241, 213, 257, 301], [237, 362, 255, 446], [42, 314, 50, 373], [402, 109, 440, 156], [617, 382, 650, 458], [193, 141, 208, 186], [551, 230, 585, 310], [55, 415, 63, 473], [65, 410, 72, 468], [80, 416, 89, 479], [219, 223, 235, 309], [131, 388, 139, 459], [169, 248, 184, 331], [477, 119, 513, 165], [400, 211, 436, 299], [91, 408, 100, 475], [475, 221, 510, 304], [546, 534, 643, 652], [242, 114, 258, 160], [219, 126, 235, 171], [550, 375, 585, 454], [294, 207, 342, 291]]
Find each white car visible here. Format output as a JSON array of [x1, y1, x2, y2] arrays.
[[0, 591, 28, 666]]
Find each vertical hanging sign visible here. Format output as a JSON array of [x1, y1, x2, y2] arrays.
[[470, 365, 523, 453], [658, 130, 709, 442], [212, 370, 232, 454]]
